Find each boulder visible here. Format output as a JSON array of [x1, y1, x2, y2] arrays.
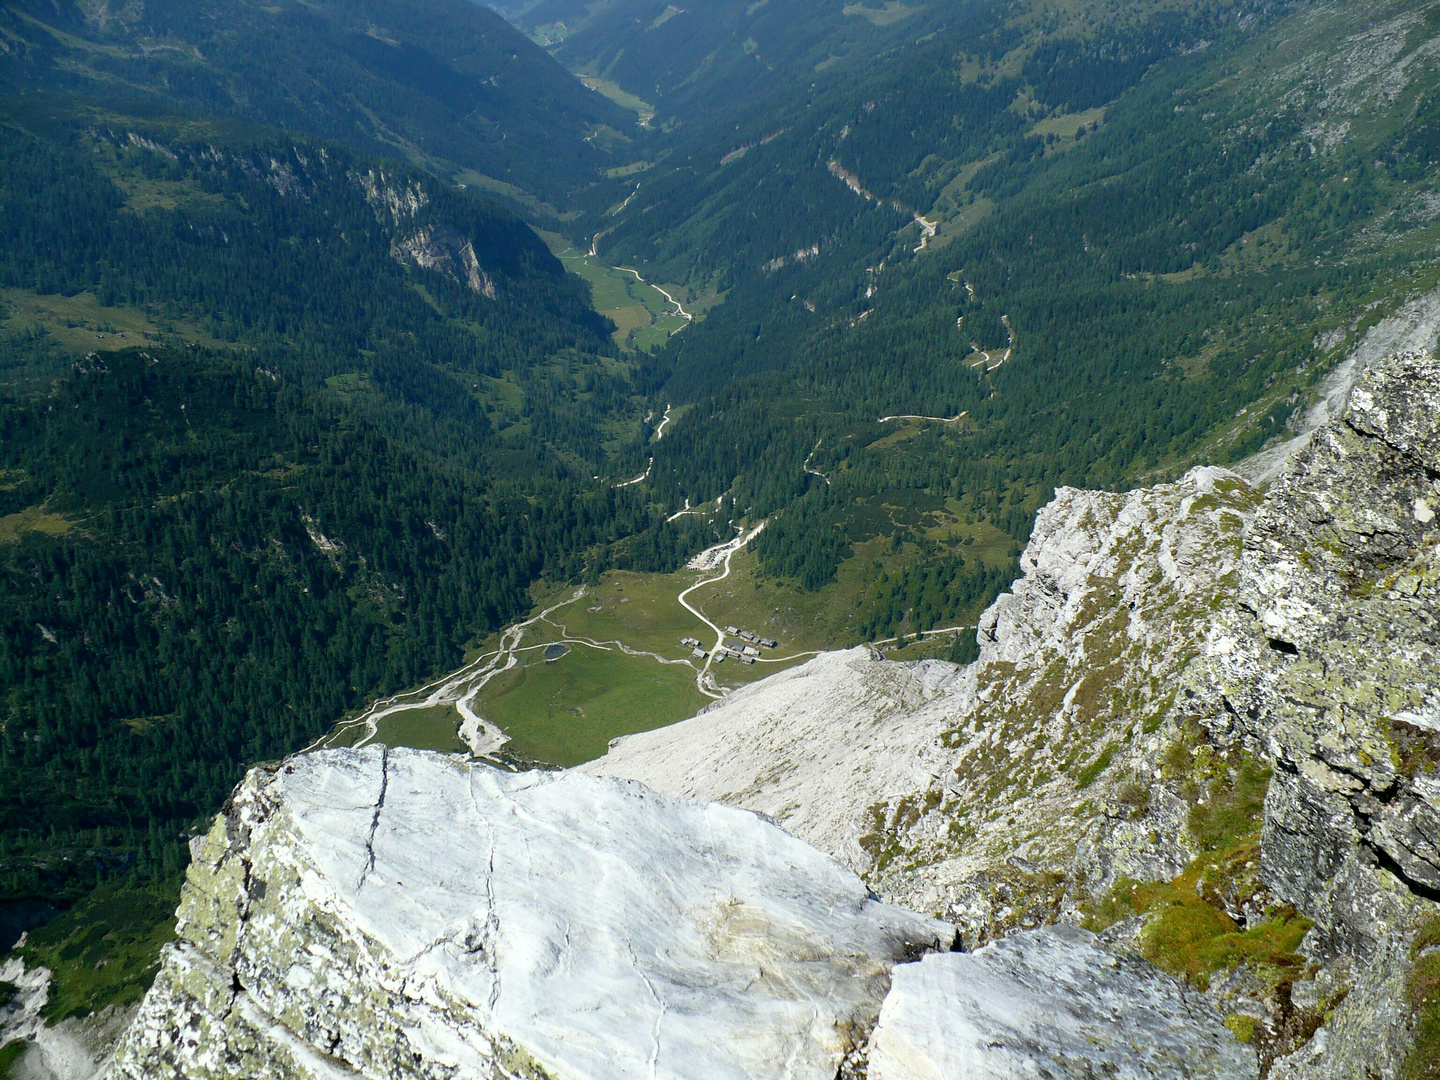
[[867, 926, 1257, 1080]]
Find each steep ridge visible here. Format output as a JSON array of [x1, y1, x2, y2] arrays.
[[593, 349, 1440, 1075], [107, 747, 954, 1079]]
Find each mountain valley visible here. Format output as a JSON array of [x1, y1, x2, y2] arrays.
[[2, 0, 1440, 1075]]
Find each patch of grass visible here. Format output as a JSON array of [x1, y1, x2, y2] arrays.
[[535, 232, 683, 351], [1029, 106, 1107, 140], [1087, 747, 1302, 993], [0, 287, 228, 355], [0, 505, 73, 544], [19, 879, 180, 1022], [604, 161, 655, 179], [0, 981, 16, 1008], [1405, 916, 1440, 1080], [577, 76, 654, 125], [472, 645, 708, 766], [372, 704, 466, 753], [545, 570, 712, 658], [1142, 883, 1310, 991], [1075, 743, 1117, 789], [1225, 1013, 1257, 1044], [0, 1040, 27, 1077], [1091, 855, 1311, 993], [1189, 754, 1272, 851]]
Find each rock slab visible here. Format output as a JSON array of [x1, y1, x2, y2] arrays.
[[867, 926, 1258, 1080], [109, 747, 953, 1080]]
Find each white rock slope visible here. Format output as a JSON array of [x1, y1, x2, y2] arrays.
[[109, 747, 953, 1080], [586, 649, 959, 870]]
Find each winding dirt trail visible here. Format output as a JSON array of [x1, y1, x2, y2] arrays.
[[615, 266, 693, 325], [611, 183, 640, 216], [615, 458, 653, 487], [677, 523, 767, 697], [966, 315, 1014, 372], [872, 623, 974, 648], [318, 589, 590, 755], [876, 411, 968, 424], [802, 439, 831, 486]]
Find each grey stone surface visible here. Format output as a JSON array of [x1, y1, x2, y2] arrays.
[[1191, 351, 1440, 1078], [867, 926, 1257, 1080]]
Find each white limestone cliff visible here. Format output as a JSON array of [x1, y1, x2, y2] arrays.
[[108, 747, 952, 1080]]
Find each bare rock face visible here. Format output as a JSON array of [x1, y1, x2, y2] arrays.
[[867, 926, 1257, 1080], [354, 169, 500, 297], [108, 747, 953, 1080], [1186, 351, 1440, 1079]]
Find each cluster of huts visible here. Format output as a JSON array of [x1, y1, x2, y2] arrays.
[[678, 627, 780, 665]]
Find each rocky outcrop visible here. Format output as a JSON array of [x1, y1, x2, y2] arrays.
[[109, 747, 953, 1080], [867, 926, 1257, 1080], [595, 464, 1255, 943], [1185, 351, 1440, 1079], [354, 169, 499, 297], [391, 227, 498, 298], [592, 350, 1440, 1075]]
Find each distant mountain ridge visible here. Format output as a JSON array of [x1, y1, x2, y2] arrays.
[[0, 0, 633, 204]]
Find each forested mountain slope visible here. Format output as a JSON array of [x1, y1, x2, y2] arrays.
[[0, 99, 719, 1002], [559, 0, 1440, 626], [0, 0, 633, 204]]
